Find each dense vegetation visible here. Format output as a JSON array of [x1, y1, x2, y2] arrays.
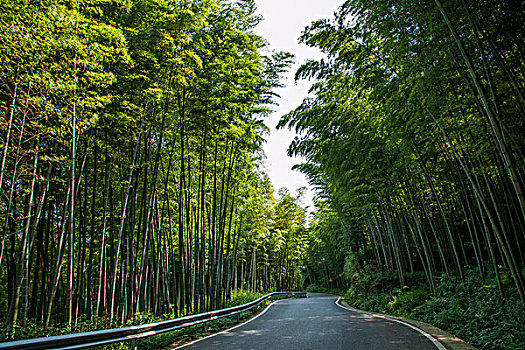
[[0, 0, 309, 339], [2, 0, 525, 349], [344, 271, 525, 349], [280, 0, 525, 348]]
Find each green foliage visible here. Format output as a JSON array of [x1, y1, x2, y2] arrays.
[[286, 1, 525, 348], [0, 290, 270, 348], [237, 182, 308, 293], [387, 288, 430, 316], [0, 313, 163, 345], [228, 290, 265, 307], [284, 0, 525, 294], [305, 285, 345, 296], [133, 290, 281, 350], [302, 203, 350, 290], [344, 270, 525, 350], [0, 0, 302, 341]]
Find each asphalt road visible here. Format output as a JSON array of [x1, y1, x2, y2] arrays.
[[176, 293, 442, 350]]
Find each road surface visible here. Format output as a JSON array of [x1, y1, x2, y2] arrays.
[[176, 293, 442, 350]]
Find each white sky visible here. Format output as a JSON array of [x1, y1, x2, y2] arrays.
[[254, 0, 342, 213]]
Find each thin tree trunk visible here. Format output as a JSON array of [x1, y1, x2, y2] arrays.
[[435, 0, 525, 225], [7, 143, 38, 330], [0, 79, 18, 200]]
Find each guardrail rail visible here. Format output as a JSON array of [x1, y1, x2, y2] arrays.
[[0, 291, 307, 350]]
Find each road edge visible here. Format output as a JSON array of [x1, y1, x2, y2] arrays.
[[172, 299, 283, 349], [335, 297, 477, 350]]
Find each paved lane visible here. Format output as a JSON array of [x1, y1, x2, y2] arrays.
[[177, 293, 441, 350]]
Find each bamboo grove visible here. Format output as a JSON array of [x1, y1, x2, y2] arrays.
[[0, 0, 309, 334], [280, 0, 525, 302]]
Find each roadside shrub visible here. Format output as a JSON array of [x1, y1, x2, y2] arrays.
[[0, 291, 268, 349], [343, 269, 525, 350], [228, 291, 265, 307], [388, 288, 430, 315], [306, 285, 345, 296]]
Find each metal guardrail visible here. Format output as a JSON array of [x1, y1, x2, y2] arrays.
[[0, 291, 306, 350]]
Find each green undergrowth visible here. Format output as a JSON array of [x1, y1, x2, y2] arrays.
[[139, 290, 307, 350], [305, 285, 345, 296], [343, 269, 525, 350], [1, 291, 272, 349], [144, 291, 270, 350], [141, 309, 257, 350]]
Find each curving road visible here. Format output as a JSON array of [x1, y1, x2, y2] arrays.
[[176, 293, 443, 350]]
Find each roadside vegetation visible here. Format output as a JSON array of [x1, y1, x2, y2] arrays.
[[139, 290, 269, 350], [3, 290, 270, 349], [283, 0, 525, 349], [2, 0, 525, 349], [305, 285, 344, 296], [343, 270, 525, 349], [0, 0, 308, 342]]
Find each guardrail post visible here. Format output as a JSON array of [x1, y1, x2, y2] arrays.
[[236, 312, 240, 322], [130, 339, 137, 350]]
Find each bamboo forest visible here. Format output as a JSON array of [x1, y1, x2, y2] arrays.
[[1, 0, 524, 349]]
